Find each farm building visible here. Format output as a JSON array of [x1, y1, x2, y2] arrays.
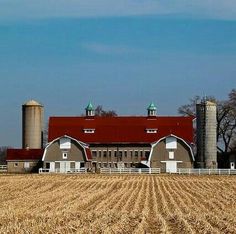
[[6, 100, 195, 173], [7, 149, 43, 173]]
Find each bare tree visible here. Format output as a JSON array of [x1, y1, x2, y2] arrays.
[[178, 90, 236, 154], [178, 95, 201, 116], [95, 105, 117, 117], [178, 95, 216, 116]]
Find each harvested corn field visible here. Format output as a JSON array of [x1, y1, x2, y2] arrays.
[[0, 175, 236, 234]]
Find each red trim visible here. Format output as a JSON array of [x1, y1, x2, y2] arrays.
[[85, 148, 92, 160]]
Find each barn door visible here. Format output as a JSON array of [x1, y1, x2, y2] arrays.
[[50, 162, 55, 172], [166, 161, 177, 173], [60, 162, 66, 173]]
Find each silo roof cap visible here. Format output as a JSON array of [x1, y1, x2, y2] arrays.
[[23, 100, 43, 106], [205, 101, 216, 105]]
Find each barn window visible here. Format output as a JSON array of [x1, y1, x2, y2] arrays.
[[130, 150, 133, 157], [169, 151, 174, 159], [60, 138, 71, 149], [145, 151, 150, 158], [166, 137, 177, 149], [24, 162, 30, 168], [146, 129, 157, 133], [62, 152, 68, 159], [119, 151, 122, 160], [103, 151, 107, 158], [83, 129, 95, 133], [92, 151, 97, 158]]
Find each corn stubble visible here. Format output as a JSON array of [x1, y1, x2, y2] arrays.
[[0, 174, 236, 234]]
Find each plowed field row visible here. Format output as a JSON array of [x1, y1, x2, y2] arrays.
[[0, 174, 236, 233]]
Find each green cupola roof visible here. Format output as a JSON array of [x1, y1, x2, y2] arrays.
[[147, 102, 157, 111], [86, 102, 94, 111]]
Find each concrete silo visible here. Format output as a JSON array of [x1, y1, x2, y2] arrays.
[[196, 100, 217, 168], [22, 100, 44, 149]]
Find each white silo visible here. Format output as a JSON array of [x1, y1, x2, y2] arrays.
[[196, 100, 217, 168], [22, 100, 44, 149]]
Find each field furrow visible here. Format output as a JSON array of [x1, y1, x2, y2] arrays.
[[0, 174, 236, 234]]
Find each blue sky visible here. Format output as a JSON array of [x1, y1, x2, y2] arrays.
[[1, 1, 236, 147]]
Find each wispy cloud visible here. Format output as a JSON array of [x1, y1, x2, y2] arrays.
[[0, 0, 236, 20]]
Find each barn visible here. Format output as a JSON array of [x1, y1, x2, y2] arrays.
[[7, 101, 195, 173], [42, 103, 194, 173]]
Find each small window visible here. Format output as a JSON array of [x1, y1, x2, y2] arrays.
[[140, 151, 143, 157], [14, 163, 18, 167], [24, 162, 30, 169], [70, 162, 75, 169], [130, 150, 133, 157], [80, 162, 85, 168], [169, 151, 174, 159], [119, 151, 122, 160], [146, 129, 157, 133], [114, 151, 117, 157], [92, 151, 97, 158], [145, 151, 150, 159], [99, 151, 102, 157], [83, 129, 95, 133], [124, 151, 127, 157], [135, 151, 138, 157], [108, 151, 112, 158], [103, 151, 107, 158], [62, 152, 68, 159]]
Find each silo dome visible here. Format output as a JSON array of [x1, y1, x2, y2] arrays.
[[24, 100, 43, 106]]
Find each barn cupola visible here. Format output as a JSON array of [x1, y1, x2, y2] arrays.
[[147, 102, 157, 117], [85, 102, 95, 117]]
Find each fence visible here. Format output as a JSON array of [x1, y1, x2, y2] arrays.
[[177, 168, 236, 175], [100, 168, 161, 174], [39, 168, 87, 174], [0, 165, 7, 173]]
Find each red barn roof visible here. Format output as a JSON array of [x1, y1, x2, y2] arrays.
[[7, 149, 44, 161], [48, 116, 194, 144]]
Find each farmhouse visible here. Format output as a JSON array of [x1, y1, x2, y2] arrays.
[[7, 100, 195, 173]]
